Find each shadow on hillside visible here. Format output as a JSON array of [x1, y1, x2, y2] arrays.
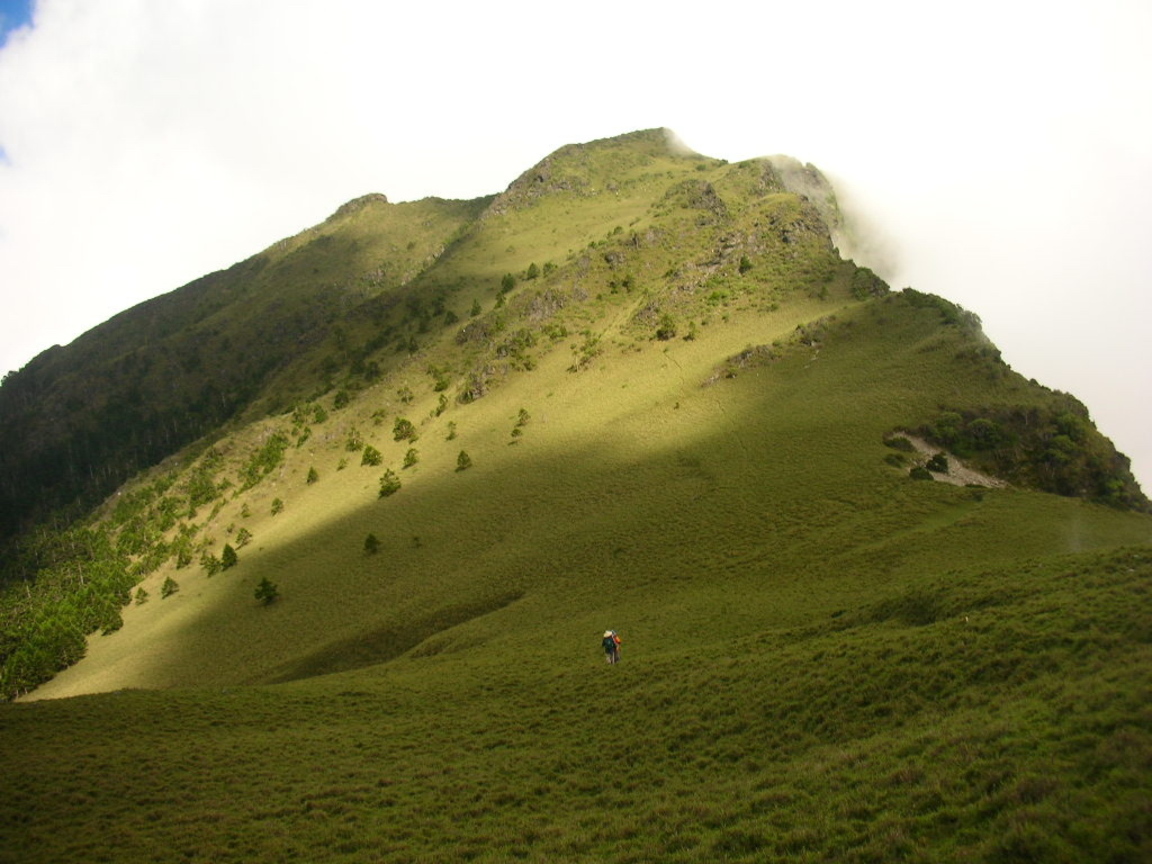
[[260, 591, 523, 683]]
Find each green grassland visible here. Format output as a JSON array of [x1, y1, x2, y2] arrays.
[[1, 129, 1150, 862]]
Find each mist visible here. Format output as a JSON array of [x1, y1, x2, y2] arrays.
[[0, 0, 1148, 485]]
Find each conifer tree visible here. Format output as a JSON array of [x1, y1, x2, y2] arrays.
[[221, 543, 238, 570]]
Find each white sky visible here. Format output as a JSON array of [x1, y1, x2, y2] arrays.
[[1, 0, 1149, 486]]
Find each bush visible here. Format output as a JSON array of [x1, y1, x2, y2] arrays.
[[655, 314, 677, 341], [926, 453, 949, 473], [161, 577, 179, 598], [910, 466, 934, 481], [235, 527, 253, 548], [361, 445, 383, 467], [403, 448, 419, 469], [364, 534, 380, 555], [884, 436, 915, 452], [134, 587, 149, 605], [306, 466, 319, 484], [271, 498, 284, 515], [456, 451, 473, 472]]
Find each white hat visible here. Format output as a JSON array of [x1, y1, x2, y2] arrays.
[[604, 630, 613, 638]]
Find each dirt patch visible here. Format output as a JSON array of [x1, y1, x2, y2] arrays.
[[900, 434, 1008, 489]]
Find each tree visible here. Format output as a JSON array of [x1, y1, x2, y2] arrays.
[[271, 498, 284, 515], [235, 527, 253, 548], [525, 262, 539, 280], [393, 417, 417, 442], [470, 299, 482, 317], [306, 466, 319, 484], [221, 543, 239, 570], [254, 578, 279, 605], [200, 551, 223, 576], [456, 450, 473, 472], [403, 448, 419, 468], [364, 533, 380, 555], [134, 587, 149, 605], [161, 576, 179, 598], [361, 445, 383, 466], [379, 469, 401, 497], [501, 273, 516, 293]]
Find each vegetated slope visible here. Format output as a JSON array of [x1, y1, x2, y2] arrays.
[[0, 193, 487, 543], [1, 128, 1150, 862], [3, 126, 1147, 698]]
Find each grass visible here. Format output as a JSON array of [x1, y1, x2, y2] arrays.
[[3, 546, 1149, 862], [2, 128, 1150, 862]]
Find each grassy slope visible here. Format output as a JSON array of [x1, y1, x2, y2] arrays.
[[2, 130, 1150, 862]]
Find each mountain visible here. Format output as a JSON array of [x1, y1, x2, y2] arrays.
[[1, 129, 1150, 862]]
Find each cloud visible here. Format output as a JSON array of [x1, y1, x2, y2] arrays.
[[0, 0, 1149, 486]]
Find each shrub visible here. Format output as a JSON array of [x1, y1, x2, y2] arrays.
[[738, 255, 753, 274], [364, 533, 380, 555], [655, 314, 677, 341], [884, 435, 915, 452], [254, 578, 279, 605], [379, 470, 401, 497], [271, 498, 284, 515], [361, 445, 383, 467], [235, 527, 253, 548], [501, 273, 516, 293], [926, 453, 949, 473], [306, 466, 319, 484], [161, 577, 179, 598], [134, 587, 149, 605], [333, 390, 350, 409], [910, 466, 934, 481], [456, 451, 473, 472], [403, 448, 419, 469]]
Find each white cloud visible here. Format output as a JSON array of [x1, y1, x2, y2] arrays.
[[0, 0, 1149, 486]]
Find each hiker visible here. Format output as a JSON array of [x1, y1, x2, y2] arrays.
[[602, 629, 621, 664]]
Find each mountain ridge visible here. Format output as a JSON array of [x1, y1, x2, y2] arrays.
[[1, 127, 1150, 863]]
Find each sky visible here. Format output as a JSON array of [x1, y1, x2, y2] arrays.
[[0, 0, 1149, 486]]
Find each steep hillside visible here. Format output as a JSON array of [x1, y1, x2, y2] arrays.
[[1, 128, 1149, 862], [0, 193, 488, 542]]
